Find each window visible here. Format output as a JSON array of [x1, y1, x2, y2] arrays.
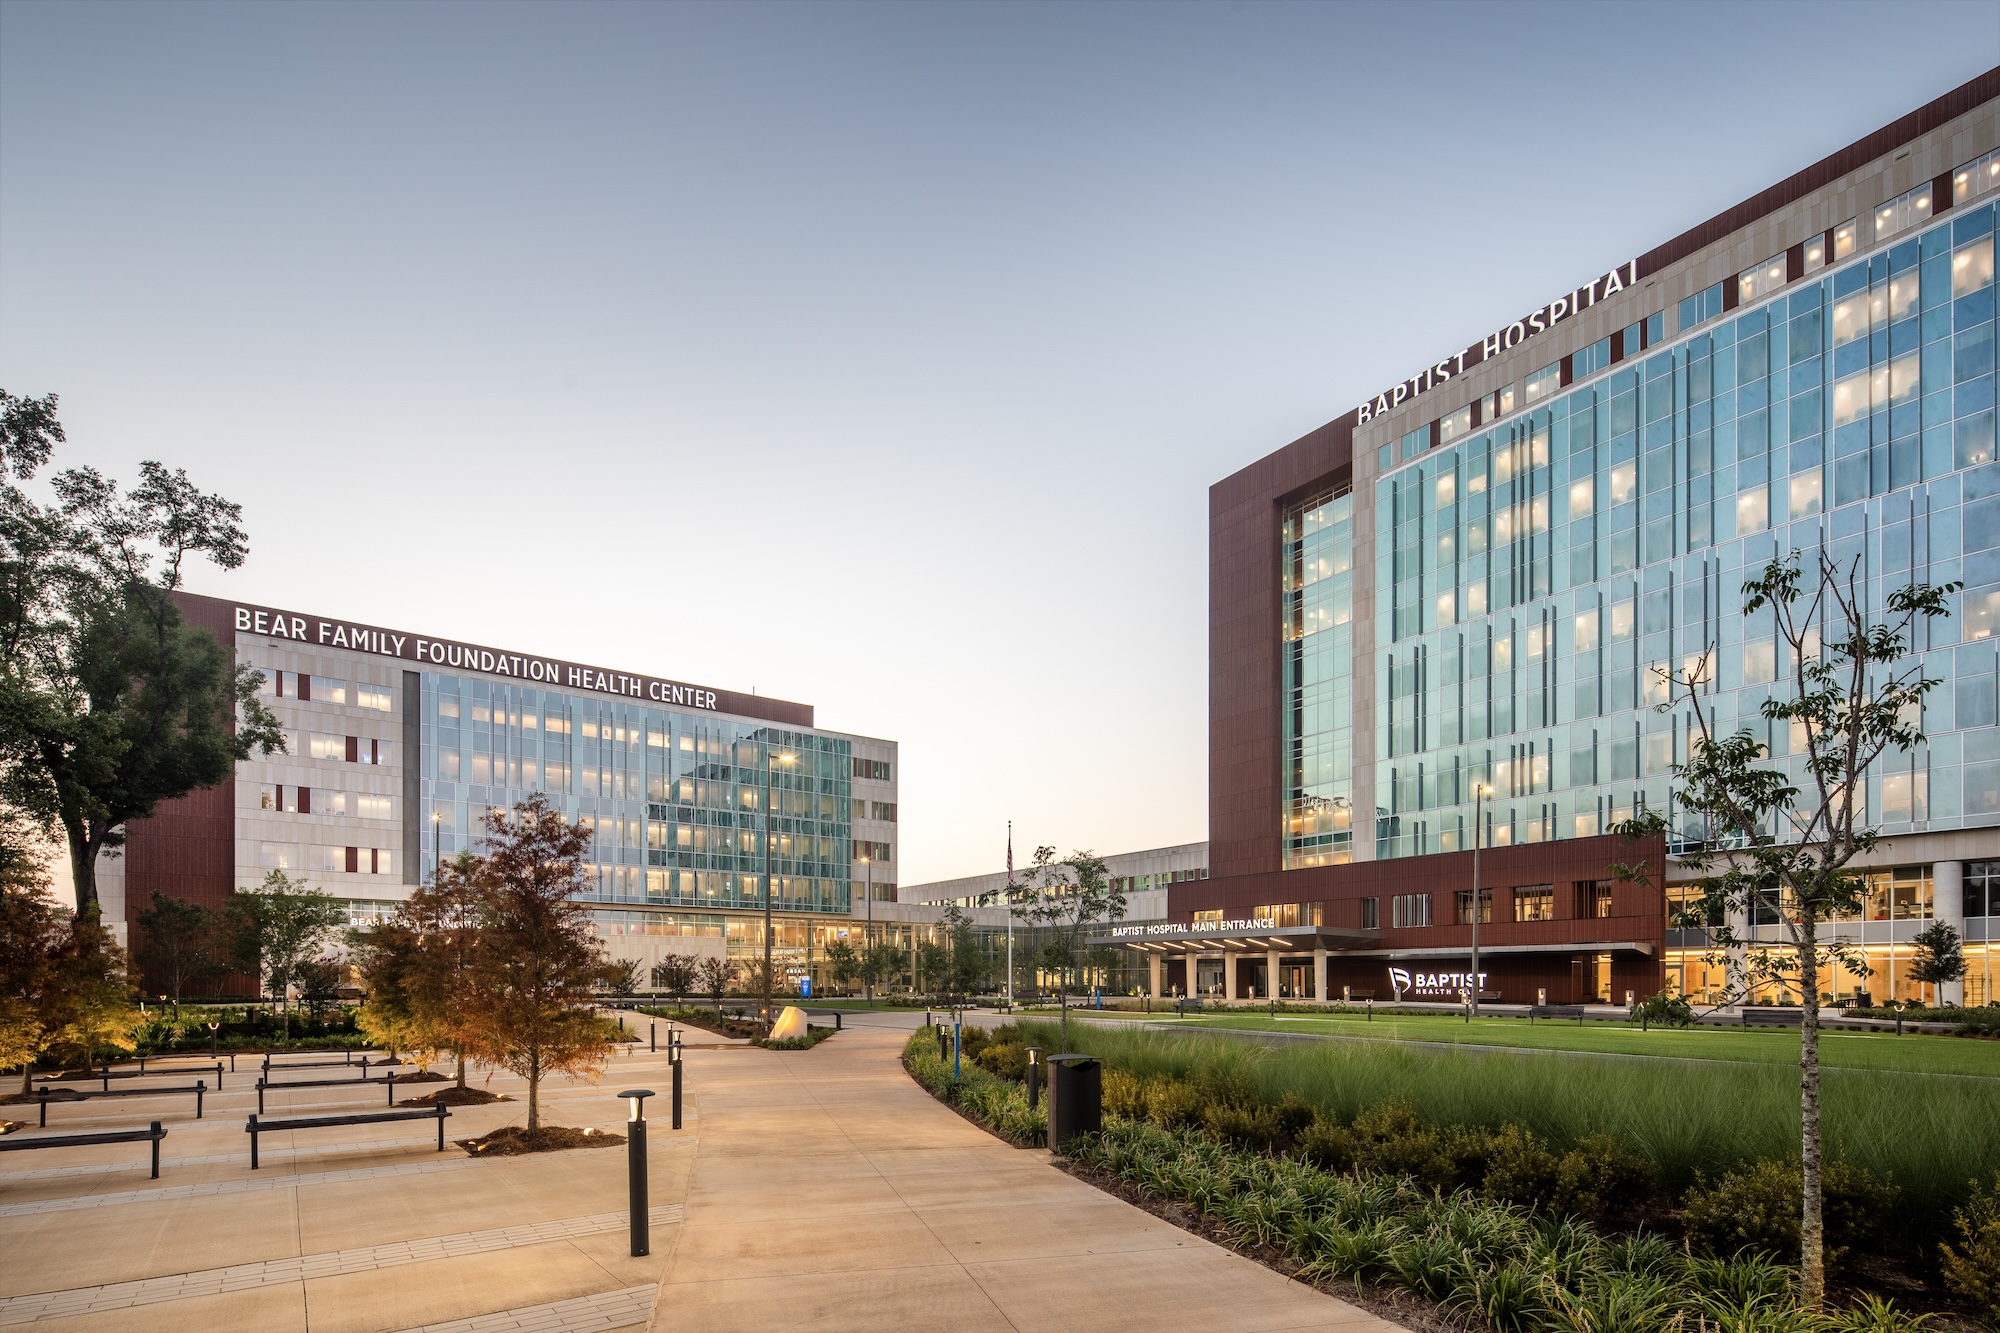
[[1400, 426, 1429, 462], [1832, 218, 1859, 260], [356, 794, 392, 820], [308, 732, 345, 760], [1525, 362, 1562, 403], [1454, 887, 1494, 925], [1956, 150, 2000, 206], [1480, 386, 1516, 423], [1955, 237, 1996, 298], [1359, 897, 1379, 930], [356, 684, 392, 712], [1802, 233, 1828, 276], [852, 758, 891, 781], [1736, 488, 1770, 536], [1831, 290, 1870, 347], [1968, 861, 2000, 918], [870, 801, 897, 822], [855, 841, 892, 862], [310, 845, 345, 873], [1574, 608, 1600, 652], [1873, 181, 1934, 243], [850, 798, 866, 819], [308, 676, 347, 705], [1609, 462, 1636, 505], [1739, 255, 1787, 304], [1744, 639, 1777, 683], [349, 737, 388, 765], [1391, 892, 1431, 929], [1964, 586, 2000, 640], [1788, 472, 1822, 520], [1438, 405, 1471, 443], [1573, 337, 1612, 379], [1678, 283, 1725, 332], [1576, 881, 1614, 918], [259, 842, 298, 870], [1513, 885, 1555, 922]]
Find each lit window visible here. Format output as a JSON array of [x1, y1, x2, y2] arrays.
[[1887, 272, 1920, 323], [1609, 600, 1634, 641], [1438, 405, 1472, 443], [1609, 463, 1636, 505], [1888, 352, 1921, 405], [1789, 472, 1822, 520], [1954, 237, 1996, 298], [1436, 591, 1456, 625], [1481, 386, 1515, 422], [1831, 372, 1871, 428], [1739, 256, 1787, 304], [259, 842, 299, 870], [1873, 181, 1934, 243], [1744, 640, 1776, 683], [1525, 363, 1561, 403], [1737, 488, 1770, 536], [1966, 587, 2000, 641], [1831, 292, 1870, 347], [1955, 149, 2000, 205], [309, 676, 347, 705], [1802, 234, 1827, 276], [1573, 608, 1600, 652], [310, 845, 344, 873], [309, 732, 344, 760], [355, 684, 392, 712], [1435, 472, 1456, 507], [1831, 219, 1859, 260], [356, 794, 392, 820], [1569, 479, 1594, 520]]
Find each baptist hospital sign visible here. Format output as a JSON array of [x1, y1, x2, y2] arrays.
[[1389, 967, 1489, 1000]]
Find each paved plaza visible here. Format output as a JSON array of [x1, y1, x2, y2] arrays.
[[0, 1013, 1402, 1332]]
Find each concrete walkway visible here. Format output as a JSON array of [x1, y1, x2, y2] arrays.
[[0, 1013, 1403, 1332], [651, 1011, 1402, 1333]]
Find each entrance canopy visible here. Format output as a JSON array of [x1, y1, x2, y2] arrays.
[[1087, 922, 1380, 951]]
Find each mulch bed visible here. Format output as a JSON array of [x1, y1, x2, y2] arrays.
[[392, 1070, 448, 1084], [400, 1086, 506, 1107], [0, 1088, 84, 1106], [456, 1125, 625, 1156]]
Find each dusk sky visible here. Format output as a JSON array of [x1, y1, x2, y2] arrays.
[[3, 3, 1995, 884]]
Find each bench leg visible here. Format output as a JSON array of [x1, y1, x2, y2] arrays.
[[249, 1117, 259, 1170], [151, 1122, 162, 1180], [437, 1105, 446, 1152], [196, 1082, 205, 1119]]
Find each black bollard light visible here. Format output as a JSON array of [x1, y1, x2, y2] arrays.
[[650, 1022, 656, 1054], [672, 1059, 683, 1130], [618, 1090, 654, 1256], [1025, 1047, 1042, 1111], [937, 1025, 948, 1062]]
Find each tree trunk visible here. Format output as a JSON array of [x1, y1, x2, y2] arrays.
[[455, 1051, 466, 1091], [66, 827, 103, 917], [527, 1049, 540, 1133], [1799, 920, 1826, 1305]]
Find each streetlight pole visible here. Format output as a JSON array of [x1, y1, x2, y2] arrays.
[[1005, 820, 1014, 1009], [431, 810, 441, 886], [762, 744, 795, 1026], [862, 853, 873, 1005], [1471, 783, 1491, 1018]]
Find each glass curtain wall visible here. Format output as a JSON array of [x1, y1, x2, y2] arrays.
[[1282, 488, 1357, 866], [1372, 197, 2000, 864], [421, 672, 853, 914]]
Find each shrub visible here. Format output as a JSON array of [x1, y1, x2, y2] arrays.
[[1681, 1159, 1897, 1272], [1144, 1078, 1207, 1129], [1482, 1123, 1563, 1209], [1940, 1171, 2000, 1324], [1102, 1066, 1145, 1119], [974, 1042, 1029, 1082], [1634, 988, 1695, 1028], [1553, 1133, 1657, 1220], [1298, 1118, 1358, 1172]]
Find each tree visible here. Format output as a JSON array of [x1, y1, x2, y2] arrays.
[[650, 953, 698, 1004], [861, 938, 903, 996], [294, 956, 343, 1019], [1613, 548, 1956, 1304], [0, 392, 286, 915], [134, 894, 226, 1009], [458, 793, 619, 1133], [942, 904, 982, 997], [227, 870, 344, 1039], [915, 931, 949, 996], [1004, 847, 1125, 1049], [1909, 920, 1966, 1008], [823, 939, 859, 996], [697, 955, 733, 1021], [604, 958, 640, 1000], [0, 849, 133, 1090]]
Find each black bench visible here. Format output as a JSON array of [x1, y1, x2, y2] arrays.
[[40, 1061, 225, 1092], [256, 1074, 398, 1114], [263, 1053, 377, 1074], [34, 1082, 206, 1127], [0, 1121, 169, 1178], [1174, 997, 1207, 1015], [245, 1103, 450, 1169], [1528, 1004, 1588, 1024], [1742, 1008, 1803, 1028]]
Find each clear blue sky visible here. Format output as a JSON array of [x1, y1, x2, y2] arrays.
[[3, 2, 1995, 884]]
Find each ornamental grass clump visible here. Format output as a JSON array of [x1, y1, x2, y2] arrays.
[[901, 1027, 1044, 1146], [1064, 1117, 1938, 1332]]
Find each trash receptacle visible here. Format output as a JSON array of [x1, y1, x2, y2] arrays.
[[1045, 1054, 1101, 1152]]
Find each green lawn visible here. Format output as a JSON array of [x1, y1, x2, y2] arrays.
[[1047, 1007, 2000, 1077]]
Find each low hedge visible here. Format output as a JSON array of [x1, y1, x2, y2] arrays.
[[902, 1028, 1045, 1146]]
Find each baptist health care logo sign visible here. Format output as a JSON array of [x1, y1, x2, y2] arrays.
[[1388, 967, 1488, 1000]]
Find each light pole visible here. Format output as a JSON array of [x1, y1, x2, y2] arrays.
[[431, 810, 441, 885], [1471, 783, 1492, 1018], [1005, 820, 1015, 1008], [761, 744, 796, 1025], [861, 852, 873, 1004]]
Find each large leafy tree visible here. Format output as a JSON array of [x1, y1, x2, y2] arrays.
[[1615, 548, 1956, 1304], [134, 893, 228, 1008], [0, 835, 133, 1091], [993, 847, 1124, 1049], [350, 855, 484, 1078], [227, 870, 345, 1038], [0, 391, 284, 915], [460, 794, 620, 1133]]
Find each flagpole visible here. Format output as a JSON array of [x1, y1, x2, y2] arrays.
[[1005, 821, 1014, 1009]]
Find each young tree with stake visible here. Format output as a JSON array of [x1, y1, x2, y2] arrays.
[[1613, 548, 1957, 1304], [1002, 847, 1124, 1050]]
